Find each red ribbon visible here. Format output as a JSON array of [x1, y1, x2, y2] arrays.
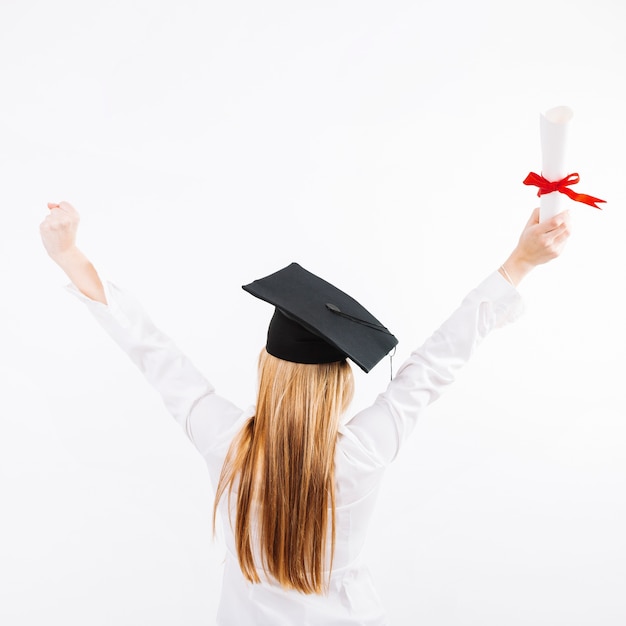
[[523, 172, 606, 209]]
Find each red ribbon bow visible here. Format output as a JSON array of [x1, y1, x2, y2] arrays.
[[523, 172, 605, 209]]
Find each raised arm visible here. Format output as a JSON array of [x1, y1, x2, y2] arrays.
[[39, 201, 245, 456], [344, 207, 572, 465], [40, 201, 106, 304]]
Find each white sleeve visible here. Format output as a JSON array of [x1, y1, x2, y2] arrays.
[[66, 281, 244, 455], [343, 271, 524, 466]]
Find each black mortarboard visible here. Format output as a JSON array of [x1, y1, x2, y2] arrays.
[[242, 262, 398, 373]]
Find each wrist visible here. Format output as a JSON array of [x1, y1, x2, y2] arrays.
[[50, 245, 83, 268], [501, 249, 534, 287], [52, 246, 107, 304]]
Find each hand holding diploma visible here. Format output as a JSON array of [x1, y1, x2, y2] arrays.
[[523, 106, 606, 222], [499, 207, 571, 286]]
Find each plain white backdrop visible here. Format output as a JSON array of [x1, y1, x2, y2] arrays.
[[1, 1, 624, 624]]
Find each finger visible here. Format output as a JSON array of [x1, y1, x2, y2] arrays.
[[540, 211, 569, 235], [47, 202, 60, 210], [551, 235, 569, 252], [46, 207, 64, 219], [43, 208, 69, 229], [40, 213, 58, 231], [58, 201, 79, 221], [526, 207, 540, 227], [551, 223, 571, 245], [58, 201, 75, 213]]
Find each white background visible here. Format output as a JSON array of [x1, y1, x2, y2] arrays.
[[1, 1, 624, 624]]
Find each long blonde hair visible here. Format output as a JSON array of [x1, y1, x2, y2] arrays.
[[213, 348, 354, 594]]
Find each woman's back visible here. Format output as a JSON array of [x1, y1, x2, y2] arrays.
[[214, 350, 354, 595], [202, 272, 524, 624]]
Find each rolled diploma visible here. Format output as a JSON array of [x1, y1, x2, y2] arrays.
[[539, 105, 574, 221]]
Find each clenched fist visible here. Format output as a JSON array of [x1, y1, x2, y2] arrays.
[[40, 201, 80, 261], [40, 201, 106, 304]]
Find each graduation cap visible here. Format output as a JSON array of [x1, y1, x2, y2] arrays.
[[242, 262, 398, 373]]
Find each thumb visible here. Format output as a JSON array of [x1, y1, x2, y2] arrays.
[[58, 201, 76, 212], [56, 200, 79, 222], [526, 207, 540, 228]]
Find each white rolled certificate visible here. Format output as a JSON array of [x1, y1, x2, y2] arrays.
[[539, 105, 574, 222], [525, 106, 604, 218]]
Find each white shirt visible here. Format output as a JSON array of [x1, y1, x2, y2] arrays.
[[69, 271, 522, 625]]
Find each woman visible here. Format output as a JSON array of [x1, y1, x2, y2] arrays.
[[40, 201, 570, 625]]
